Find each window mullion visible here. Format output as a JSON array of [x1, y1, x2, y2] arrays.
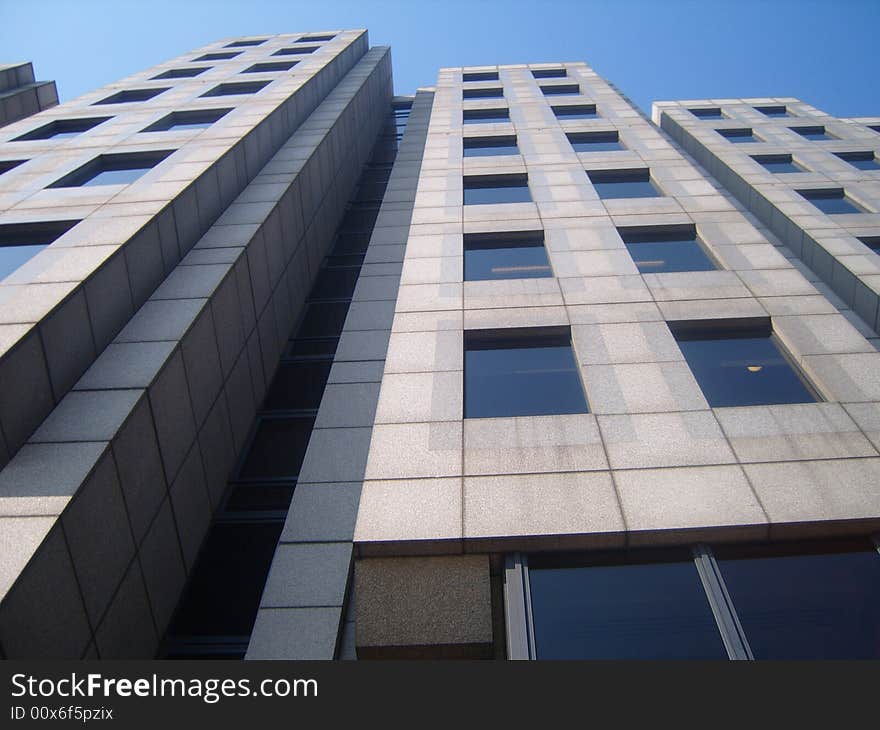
[[503, 553, 535, 660], [692, 544, 753, 660]]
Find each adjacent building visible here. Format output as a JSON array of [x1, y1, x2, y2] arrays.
[[0, 62, 58, 128], [0, 32, 878, 661]]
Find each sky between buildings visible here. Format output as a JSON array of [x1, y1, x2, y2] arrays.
[[1, 0, 877, 118]]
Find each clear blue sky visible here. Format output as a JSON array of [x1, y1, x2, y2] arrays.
[[2, 0, 877, 117]]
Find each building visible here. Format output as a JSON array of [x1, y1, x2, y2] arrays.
[[0, 62, 58, 129], [0, 31, 878, 661]]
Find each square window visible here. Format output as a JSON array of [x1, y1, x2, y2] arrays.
[[141, 108, 231, 132], [49, 150, 173, 188], [532, 68, 566, 79], [463, 135, 518, 157], [588, 169, 661, 199], [791, 125, 833, 141], [94, 88, 168, 105], [152, 67, 210, 80], [553, 104, 598, 120], [835, 151, 880, 171], [201, 80, 270, 97], [273, 46, 318, 56], [243, 60, 298, 73], [754, 105, 789, 117], [225, 39, 266, 47], [462, 108, 510, 124], [463, 174, 531, 204], [528, 550, 728, 659], [193, 51, 240, 61], [464, 231, 551, 281], [671, 319, 817, 407], [567, 131, 623, 153], [798, 188, 866, 214], [463, 87, 503, 100], [541, 84, 580, 96], [0, 160, 25, 175], [619, 225, 716, 273], [298, 34, 334, 42], [689, 107, 723, 119], [13, 116, 111, 141], [870, 125, 880, 134], [0, 220, 78, 281], [463, 71, 498, 82], [752, 154, 805, 174], [464, 327, 588, 418], [717, 128, 758, 143], [714, 539, 880, 659]]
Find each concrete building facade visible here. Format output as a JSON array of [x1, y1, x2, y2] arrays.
[[0, 62, 58, 129], [0, 33, 878, 661]]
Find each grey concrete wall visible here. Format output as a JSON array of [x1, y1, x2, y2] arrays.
[[0, 32, 368, 466], [0, 39, 392, 659]]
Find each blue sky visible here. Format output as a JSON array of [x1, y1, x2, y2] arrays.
[[1, 0, 877, 117]]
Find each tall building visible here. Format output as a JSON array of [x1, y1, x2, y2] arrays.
[[0, 32, 878, 661], [0, 62, 58, 128]]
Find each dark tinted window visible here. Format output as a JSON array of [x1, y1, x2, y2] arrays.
[[620, 226, 715, 273], [166, 521, 282, 637], [464, 328, 588, 418], [463, 87, 503, 99], [541, 84, 579, 96], [224, 483, 295, 513], [263, 360, 332, 411], [463, 136, 518, 157], [752, 154, 804, 174], [237, 416, 315, 480], [755, 105, 789, 117], [528, 551, 727, 659], [0, 160, 25, 175], [273, 46, 318, 55], [588, 169, 661, 199], [193, 52, 241, 61], [310, 267, 360, 300], [715, 540, 880, 659], [142, 108, 231, 132], [689, 107, 723, 119], [464, 231, 551, 281], [95, 88, 168, 104], [791, 126, 832, 141], [799, 189, 865, 215], [532, 69, 566, 79], [332, 232, 372, 255], [672, 321, 817, 407], [243, 61, 297, 73], [553, 104, 597, 120], [297, 34, 334, 42], [463, 175, 531, 205], [859, 236, 880, 252], [835, 151, 880, 171], [49, 151, 172, 188], [463, 108, 510, 124], [717, 128, 758, 143], [568, 131, 622, 153], [201, 80, 270, 97], [225, 39, 266, 47], [463, 71, 498, 82], [296, 301, 351, 338], [14, 116, 110, 141], [153, 67, 209, 80]]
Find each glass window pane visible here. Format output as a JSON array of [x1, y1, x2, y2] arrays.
[[676, 331, 816, 407], [463, 178, 531, 205], [718, 128, 757, 143], [621, 229, 716, 273], [690, 108, 724, 119], [310, 267, 361, 300], [296, 301, 350, 338], [225, 483, 294, 512], [465, 331, 588, 417], [463, 109, 509, 124], [799, 191, 864, 215], [464, 234, 551, 280], [589, 172, 661, 199], [263, 360, 332, 411], [716, 541, 880, 659], [569, 132, 622, 152], [528, 551, 728, 659], [166, 521, 282, 638], [237, 416, 315, 480], [0, 243, 48, 280], [81, 166, 152, 186], [754, 156, 803, 174], [553, 105, 597, 119]]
